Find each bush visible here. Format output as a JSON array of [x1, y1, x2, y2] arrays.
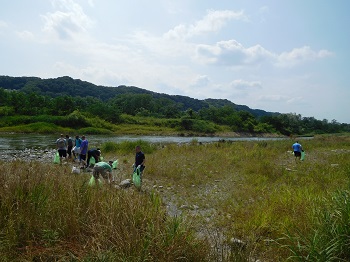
[[54, 110, 90, 128]]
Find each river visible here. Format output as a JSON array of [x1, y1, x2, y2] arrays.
[[0, 133, 290, 151], [0, 133, 308, 162]]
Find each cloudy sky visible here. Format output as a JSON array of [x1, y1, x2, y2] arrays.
[[1, 0, 349, 123]]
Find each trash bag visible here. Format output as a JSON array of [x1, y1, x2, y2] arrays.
[[301, 151, 306, 161], [132, 167, 142, 190], [90, 157, 96, 165], [112, 159, 118, 169], [88, 175, 103, 187], [53, 152, 60, 164], [71, 166, 80, 174]]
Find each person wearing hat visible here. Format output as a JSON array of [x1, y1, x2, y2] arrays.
[[92, 160, 117, 184], [86, 148, 101, 168]]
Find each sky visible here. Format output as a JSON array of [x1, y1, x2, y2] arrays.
[[1, 0, 349, 123]]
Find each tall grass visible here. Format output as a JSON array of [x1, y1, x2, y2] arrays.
[[101, 140, 158, 155], [0, 161, 209, 261], [280, 188, 350, 261], [140, 135, 350, 261], [1, 134, 349, 261]]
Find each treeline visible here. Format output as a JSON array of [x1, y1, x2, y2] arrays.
[[0, 87, 349, 135], [0, 75, 272, 117]]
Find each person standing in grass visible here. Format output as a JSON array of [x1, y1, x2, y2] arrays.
[[65, 134, 73, 160], [292, 141, 303, 161], [133, 145, 146, 179], [56, 134, 67, 164], [79, 135, 88, 167], [73, 135, 82, 161]]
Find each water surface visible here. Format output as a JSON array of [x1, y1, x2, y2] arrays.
[[0, 133, 289, 151]]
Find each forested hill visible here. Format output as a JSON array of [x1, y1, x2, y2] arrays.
[[0, 75, 275, 118]]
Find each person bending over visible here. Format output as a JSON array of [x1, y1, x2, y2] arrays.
[[92, 161, 116, 184], [87, 148, 101, 168]]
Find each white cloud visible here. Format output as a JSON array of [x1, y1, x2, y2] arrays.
[[276, 46, 333, 67], [0, 20, 8, 28], [41, 0, 94, 40], [258, 94, 287, 102], [191, 75, 211, 88], [16, 30, 35, 41], [258, 6, 269, 23], [195, 40, 274, 66], [230, 79, 262, 90], [196, 40, 332, 68], [164, 9, 247, 40]]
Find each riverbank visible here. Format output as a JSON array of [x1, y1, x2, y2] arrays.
[[1, 135, 349, 260]]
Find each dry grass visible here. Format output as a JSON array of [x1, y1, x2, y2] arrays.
[[0, 161, 209, 261], [1, 134, 349, 261], [137, 135, 350, 261]]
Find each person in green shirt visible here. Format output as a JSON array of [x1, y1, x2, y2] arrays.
[[92, 161, 116, 184]]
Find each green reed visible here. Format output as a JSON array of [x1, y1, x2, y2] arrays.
[[0, 161, 209, 261], [1, 134, 349, 261]]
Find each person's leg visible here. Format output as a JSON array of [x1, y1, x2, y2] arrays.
[[86, 151, 91, 167], [107, 172, 112, 185], [58, 149, 63, 164], [80, 154, 86, 167], [67, 146, 72, 159], [63, 150, 67, 162], [140, 166, 145, 181], [93, 168, 100, 180]]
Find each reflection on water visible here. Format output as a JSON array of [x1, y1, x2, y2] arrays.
[[0, 133, 294, 151]]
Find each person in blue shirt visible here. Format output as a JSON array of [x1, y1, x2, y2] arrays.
[[292, 141, 303, 161], [73, 135, 82, 161], [80, 135, 89, 167]]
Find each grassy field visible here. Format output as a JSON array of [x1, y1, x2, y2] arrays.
[[0, 134, 349, 261]]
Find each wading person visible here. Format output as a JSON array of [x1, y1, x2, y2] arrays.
[[292, 141, 303, 161]]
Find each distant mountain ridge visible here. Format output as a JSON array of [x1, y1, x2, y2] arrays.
[[0, 75, 277, 117]]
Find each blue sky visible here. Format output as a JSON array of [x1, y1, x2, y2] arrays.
[[1, 0, 349, 123]]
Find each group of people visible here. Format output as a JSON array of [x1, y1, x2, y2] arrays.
[[55, 134, 146, 185], [56, 134, 90, 166]]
